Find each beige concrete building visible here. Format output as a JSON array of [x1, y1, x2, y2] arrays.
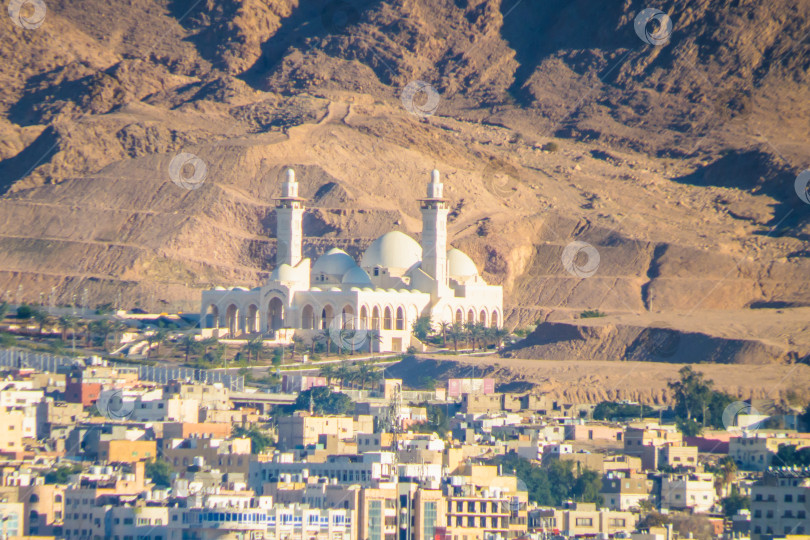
[[277, 413, 355, 449], [730, 433, 810, 471], [528, 502, 637, 537], [750, 469, 810, 539], [20, 483, 65, 537], [0, 408, 24, 453]]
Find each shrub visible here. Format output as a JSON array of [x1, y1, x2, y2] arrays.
[[580, 310, 606, 318]]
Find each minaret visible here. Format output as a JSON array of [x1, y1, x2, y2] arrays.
[[274, 168, 305, 267], [419, 169, 449, 292]]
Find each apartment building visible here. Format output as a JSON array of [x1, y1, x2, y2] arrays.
[[98, 439, 157, 463], [730, 434, 810, 471], [660, 473, 716, 513], [528, 502, 637, 537], [359, 485, 400, 540], [165, 381, 231, 411], [20, 482, 66, 536], [0, 408, 24, 453], [162, 436, 251, 474], [600, 471, 652, 511], [750, 468, 810, 539], [250, 452, 397, 493], [624, 423, 684, 470], [0, 501, 24, 539], [277, 413, 355, 449]]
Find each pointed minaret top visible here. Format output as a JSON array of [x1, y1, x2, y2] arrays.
[[281, 167, 300, 199], [426, 169, 444, 200]]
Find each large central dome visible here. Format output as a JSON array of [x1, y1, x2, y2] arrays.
[[361, 231, 422, 271]]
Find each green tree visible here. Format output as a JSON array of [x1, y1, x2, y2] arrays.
[[16, 305, 34, 319], [448, 323, 464, 352], [412, 316, 432, 341], [0, 302, 9, 320], [44, 463, 83, 484], [233, 425, 274, 453], [721, 488, 749, 517], [774, 444, 810, 467], [291, 386, 353, 415], [319, 364, 336, 385], [58, 315, 78, 342], [668, 366, 734, 433], [145, 459, 174, 488]]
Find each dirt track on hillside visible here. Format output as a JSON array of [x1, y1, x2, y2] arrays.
[[388, 355, 810, 407]]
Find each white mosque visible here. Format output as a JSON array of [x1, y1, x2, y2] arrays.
[[200, 168, 502, 352]]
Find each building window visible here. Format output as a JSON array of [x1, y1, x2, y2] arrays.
[[576, 518, 593, 527], [609, 519, 626, 527], [423, 502, 437, 540]]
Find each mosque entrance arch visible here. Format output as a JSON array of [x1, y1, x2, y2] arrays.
[[302, 305, 316, 329], [225, 304, 240, 337], [205, 304, 219, 329], [268, 297, 284, 331], [247, 305, 260, 333]]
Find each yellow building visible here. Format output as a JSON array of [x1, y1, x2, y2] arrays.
[[0, 408, 24, 453], [98, 439, 157, 463]]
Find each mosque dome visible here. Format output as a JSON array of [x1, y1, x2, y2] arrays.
[[270, 263, 296, 281], [312, 248, 357, 276], [341, 266, 373, 286], [448, 248, 479, 278], [361, 231, 422, 270]]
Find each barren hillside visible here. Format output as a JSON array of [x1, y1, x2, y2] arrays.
[[0, 0, 809, 362]]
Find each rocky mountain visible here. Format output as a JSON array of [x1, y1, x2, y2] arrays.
[[1, 0, 809, 361]]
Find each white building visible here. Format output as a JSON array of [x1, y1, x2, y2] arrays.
[[660, 473, 716, 513], [200, 169, 503, 352]]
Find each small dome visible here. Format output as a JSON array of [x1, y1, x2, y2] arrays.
[[448, 248, 479, 278], [271, 263, 296, 281], [312, 248, 357, 276], [214, 286, 226, 291], [342, 266, 373, 286], [361, 231, 422, 270]]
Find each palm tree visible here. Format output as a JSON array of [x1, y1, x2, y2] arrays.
[[58, 315, 77, 342], [448, 323, 463, 352], [356, 363, 373, 390], [464, 322, 477, 350], [438, 322, 450, 348], [94, 319, 115, 352], [146, 328, 169, 358], [32, 309, 52, 336], [493, 327, 510, 351], [245, 337, 264, 363], [714, 457, 737, 497], [367, 330, 382, 354], [336, 361, 353, 388], [181, 334, 197, 364], [319, 364, 336, 385]]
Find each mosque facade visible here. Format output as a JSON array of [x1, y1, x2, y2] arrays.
[[200, 169, 502, 352]]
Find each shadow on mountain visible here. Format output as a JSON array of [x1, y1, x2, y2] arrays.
[[0, 127, 60, 195], [498, 0, 638, 104], [672, 148, 809, 237]]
